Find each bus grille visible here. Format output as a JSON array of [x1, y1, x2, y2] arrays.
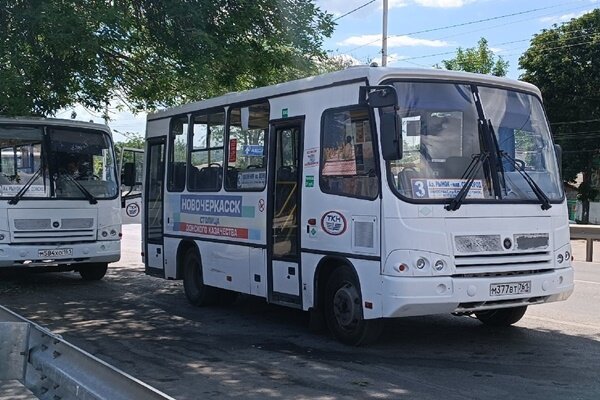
[[452, 251, 553, 276], [12, 218, 96, 243]]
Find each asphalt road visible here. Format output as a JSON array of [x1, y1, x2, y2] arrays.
[[1, 225, 599, 400]]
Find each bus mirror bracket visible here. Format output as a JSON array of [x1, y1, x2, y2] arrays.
[[122, 162, 136, 187], [359, 85, 402, 160]]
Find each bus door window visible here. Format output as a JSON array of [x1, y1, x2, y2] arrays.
[[273, 127, 300, 258]]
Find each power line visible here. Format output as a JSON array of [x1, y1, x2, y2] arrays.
[[397, 33, 599, 62], [333, 0, 377, 22], [344, 0, 589, 53], [433, 3, 594, 42], [552, 118, 600, 125], [391, 1, 586, 38]]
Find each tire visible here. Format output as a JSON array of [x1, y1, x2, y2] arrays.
[[324, 266, 383, 346], [182, 248, 219, 306], [475, 306, 527, 327], [79, 263, 108, 281]]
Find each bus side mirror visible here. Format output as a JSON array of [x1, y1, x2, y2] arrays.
[[554, 144, 562, 178], [380, 108, 402, 160], [366, 88, 397, 108], [360, 85, 403, 161], [122, 162, 136, 187]]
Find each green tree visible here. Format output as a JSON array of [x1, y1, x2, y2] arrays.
[[437, 38, 509, 76], [519, 10, 600, 223], [0, 1, 334, 116], [114, 133, 144, 157]]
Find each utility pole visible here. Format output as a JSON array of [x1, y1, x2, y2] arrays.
[[382, 0, 388, 66]]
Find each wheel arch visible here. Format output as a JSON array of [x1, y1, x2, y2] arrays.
[[175, 239, 199, 279], [313, 256, 361, 311]]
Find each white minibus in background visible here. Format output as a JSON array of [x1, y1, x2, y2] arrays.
[[0, 117, 121, 280], [139, 67, 573, 345]]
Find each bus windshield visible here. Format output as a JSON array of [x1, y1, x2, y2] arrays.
[[0, 124, 118, 200], [387, 81, 563, 203]]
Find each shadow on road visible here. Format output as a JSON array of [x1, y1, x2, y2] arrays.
[[1, 268, 598, 400]]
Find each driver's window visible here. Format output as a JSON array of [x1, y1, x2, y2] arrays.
[[319, 106, 378, 199], [225, 102, 269, 191]]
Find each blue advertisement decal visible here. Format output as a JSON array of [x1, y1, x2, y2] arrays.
[[180, 195, 243, 217], [242, 145, 264, 157]]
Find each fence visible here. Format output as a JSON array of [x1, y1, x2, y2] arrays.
[[570, 224, 600, 262]]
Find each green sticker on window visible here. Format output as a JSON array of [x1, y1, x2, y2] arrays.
[[305, 175, 314, 187], [282, 108, 288, 118]]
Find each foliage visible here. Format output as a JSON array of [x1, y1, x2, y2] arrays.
[[0, 0, 334, 116], [519, 9, 600, 222], [437, 38, 509, 77], [114, 133, 144, 155]]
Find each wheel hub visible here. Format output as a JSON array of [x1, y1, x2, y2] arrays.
[[333, 283, 360, 329]]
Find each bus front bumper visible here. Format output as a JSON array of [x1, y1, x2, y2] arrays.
[[0, 241, 120, 268], [381, 267, 574, 318]]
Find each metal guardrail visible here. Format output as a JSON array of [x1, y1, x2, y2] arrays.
[[0, 305, 175, 400], [570, 224, 600, 262]]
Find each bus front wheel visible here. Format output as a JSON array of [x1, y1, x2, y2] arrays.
[[324, 266, 383, 346], [183, 248, 219, 306], [475, 306, 527, 327], [78, 263, 108, 281]]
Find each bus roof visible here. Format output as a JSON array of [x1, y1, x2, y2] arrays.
[[0, 116, 112, 135], [148, 66, 542, 121]]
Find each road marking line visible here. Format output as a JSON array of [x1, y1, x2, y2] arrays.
[[574, 279, 600, 285], [526, 315, 600, 330]]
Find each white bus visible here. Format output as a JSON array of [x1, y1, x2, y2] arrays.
[[140, 67, 573, 345], [0, 117, 121, 280]]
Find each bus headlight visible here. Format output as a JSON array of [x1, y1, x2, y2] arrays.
[[415, 257, 428, 270], [434, 260, 445, 271], [557, 254, 564, 264], [98, 226, 120, 241]]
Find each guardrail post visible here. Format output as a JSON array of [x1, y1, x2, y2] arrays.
[[586, 238, 594, 262]]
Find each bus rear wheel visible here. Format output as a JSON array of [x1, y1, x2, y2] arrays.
[[475, 306, 527, 327], [183, 248, 219, 306], [324, 266, 383, 346], [78, 263, 108, 281]]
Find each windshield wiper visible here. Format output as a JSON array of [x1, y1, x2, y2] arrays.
[[499, 151, 551, 210], [445, 152, 489, 211], [8, 167, 43, 205], [60, 172, 98, 205]]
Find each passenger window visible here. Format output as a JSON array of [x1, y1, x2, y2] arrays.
[[167, 116, 188, 192], [188, 110, 225, 191], [320, 107, 379, 199], [225, 102, 269, 191]]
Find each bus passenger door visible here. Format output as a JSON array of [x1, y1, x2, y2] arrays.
[[267, 120, 303, 307], [119, 147, 143, 224], [144, 137, 166, 276]]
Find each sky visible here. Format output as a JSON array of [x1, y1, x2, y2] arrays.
[[58, 0, 598, 141]]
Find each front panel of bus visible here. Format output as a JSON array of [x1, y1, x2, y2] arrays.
[[376, 79, 573, 317], [0, 121, 121, 269]]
